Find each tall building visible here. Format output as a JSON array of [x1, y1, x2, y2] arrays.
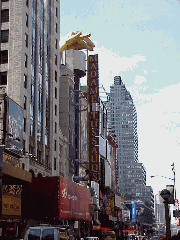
[[0, 0, 62, 177], [106, 76, 154, 205]]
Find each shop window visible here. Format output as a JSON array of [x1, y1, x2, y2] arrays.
[[1, 9, 9, 23], [1, 30, 9, 43], [0, 50, 8, 64], [0, 72, 7, 85]]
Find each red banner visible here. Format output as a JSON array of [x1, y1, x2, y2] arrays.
[[59, 177, 91, 221]]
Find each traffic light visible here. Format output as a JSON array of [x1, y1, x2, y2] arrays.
[[173, 210, 180, 218]]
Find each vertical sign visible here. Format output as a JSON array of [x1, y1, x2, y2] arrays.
[[69, 86, 75, 173], [131, 202, 136, 222], [88, 54, 99, 181]]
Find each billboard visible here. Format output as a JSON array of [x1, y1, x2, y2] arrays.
[[131, 202, 136, 222], [6, 98, 23, 154], [88, 54, 99, 181], [69, 86, 75, 173], [59, 176, 91, 220]]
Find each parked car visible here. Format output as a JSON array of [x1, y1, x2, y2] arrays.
[[23, 225, 69, 240], [83, 237, 99, 240]]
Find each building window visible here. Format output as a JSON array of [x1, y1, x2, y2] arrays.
[[25, 13, 28, 27], [2, 0, 9, 2], [54, 140, 56, 151], [23, 140, 25, 154], [0, 50, 8, 64], [26, 0, 28, 7], [54, 157, 56, 170], [25, 33, 28, 47], [55, 23, 58, 33], [1, 30, 9, 43], [55, 87, 57, 99], [55, 39, 58, 49], [24, 118, 26, 132], [56, 7, 58, 17], [55, 104, 57, 116], [45, 155, 49, 168], [23, 95, 27, 110], [1, 9, 9, 23], [0, 72, 7, 85], [55, 71, 57, 82], [55, 54, 57, 65], [24, 74, 27, 88], [24, 54, 28, 67], [55, 122, 57, 133]]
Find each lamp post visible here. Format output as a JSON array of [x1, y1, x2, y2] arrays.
[[160, 189, 171, 240]]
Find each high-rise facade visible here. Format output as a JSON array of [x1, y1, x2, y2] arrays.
[[107, 76, 143, 195], [0, 0, 62, 177]]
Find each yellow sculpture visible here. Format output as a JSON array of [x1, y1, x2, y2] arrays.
[[60, 31, 95, 51]]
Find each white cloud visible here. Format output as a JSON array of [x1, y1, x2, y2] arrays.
[[143, 70, 147, 74], [134, 75, 146, 85], [152, 70, 157, 72]]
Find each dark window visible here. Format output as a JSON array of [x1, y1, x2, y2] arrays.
[[2, 0, 9, 2], [26, 0, 28, 7], [23, 140, 25, 154], [25, 13, 28, 27], [24, 95, 27, 110], [55, 87, 57, 99], [56, 23, 58, 33], [25, 33, 28, 47], [56, 7, 58, 17], [45, 155, 49, 168], [24, 118, 26, 132], [24, 74, 27, 88], [42, 229, 54, 240], [0, 50, 8, 64], [54, 157, 56, 170], [55, 54, 57, 65], [55, 38, 58, 49], [29, 229, 41, 240], [55, 104, 57, 116], [1, 9, 9, 23], [55, 71, 57, 82], [0, 72, 7, 85], [22, 163, 25, 170], [54, 140, 56, 151], [24, 54, 28, 67], [1, 30, 9, 43], [55, 122, 57, 133]]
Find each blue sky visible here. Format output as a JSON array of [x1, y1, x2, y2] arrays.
[[60, 0, 180, 200]]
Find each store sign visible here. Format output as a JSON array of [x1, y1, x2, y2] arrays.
[[2, 195, 21, 216], [91, 181, 100, 209], [3, 153, 22, 168], [59, 176, 91, 221], [88, 54, 99, 181]]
